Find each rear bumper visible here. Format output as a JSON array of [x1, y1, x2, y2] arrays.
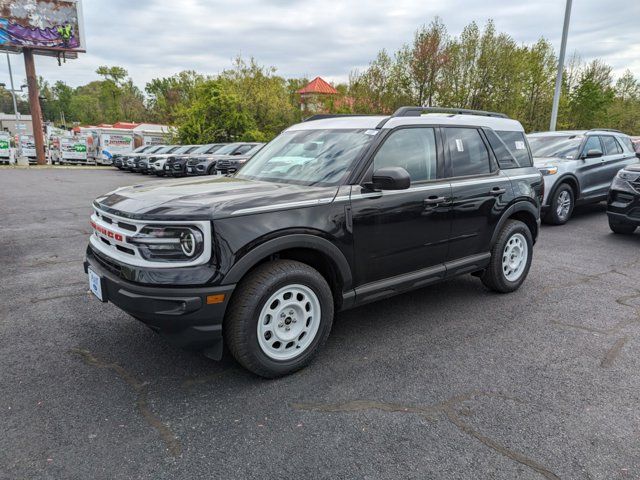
[[84, 252, 235, 352]]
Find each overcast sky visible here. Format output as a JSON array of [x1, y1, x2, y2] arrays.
[[3, 0, 640, 90]]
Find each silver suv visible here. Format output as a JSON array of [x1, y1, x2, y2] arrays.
[[528, 130, 638, 224]]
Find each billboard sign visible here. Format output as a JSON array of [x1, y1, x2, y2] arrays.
[[0, 0, 85, 57]]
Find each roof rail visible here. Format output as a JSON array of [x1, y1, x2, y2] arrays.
[[392, 106, 510, 119], [588, 128, 624, 134], [375, 106, 509, 129], [303, 114, 374, 122]]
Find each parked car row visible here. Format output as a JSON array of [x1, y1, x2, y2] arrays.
[[112, 142, 265, 177]]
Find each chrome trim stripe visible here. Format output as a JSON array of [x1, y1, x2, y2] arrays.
[[507, 173, 542, 181], [231, 198, 334, 216]]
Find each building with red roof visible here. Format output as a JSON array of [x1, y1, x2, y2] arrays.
[[297, 76, 341, 114]]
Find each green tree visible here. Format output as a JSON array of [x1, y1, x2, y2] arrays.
[[176, 79, 256, 143]]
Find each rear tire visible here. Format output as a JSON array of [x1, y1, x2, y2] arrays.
[[481, 220, 533, 293], [224, 260, 334, 378], [609, 219, 637, 234], [545, 183, 574, 225]]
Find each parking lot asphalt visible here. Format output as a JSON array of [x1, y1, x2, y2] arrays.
[[2, 168, 640, 480]]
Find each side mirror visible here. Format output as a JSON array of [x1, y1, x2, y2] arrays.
[[583, 149, 603, 159], [368, 167, 411, 191]]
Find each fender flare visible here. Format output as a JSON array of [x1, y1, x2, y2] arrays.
[[490, 201, 540, 246], [223, 234, 353, 289], [548, 174, 581, 203]]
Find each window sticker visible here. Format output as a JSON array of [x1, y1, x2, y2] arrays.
[[455, 139, 464, 152], [514, 141, 526, 150], [365, 130, 379, 136]]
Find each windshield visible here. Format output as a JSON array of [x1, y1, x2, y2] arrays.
[[528, 135, 584, 159], [174, 145, 197, 154], [236, 129, 374, 186], [133, 145, 150, 153], [215, 144, 241, 155], [192, 144, 217, 154], [155, 146, 177, 154]]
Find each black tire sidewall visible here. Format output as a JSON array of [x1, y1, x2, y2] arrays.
[[547, 184, 574, 225], [484, 220, 533, 293], [226, 261, 334, 377], [609, 219, 637, 234]]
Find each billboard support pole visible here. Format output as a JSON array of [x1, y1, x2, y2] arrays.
[[23, 48, 46, 165], [6, 52, 22, 160]]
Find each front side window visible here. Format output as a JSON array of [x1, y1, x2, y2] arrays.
[[528, 135, 583, 159], [373, 127, 437, 183], [237, 129, 374, 186], [601, 136, 622, 155], [582, 136, 602, 156], [445, 128, 491, 177]]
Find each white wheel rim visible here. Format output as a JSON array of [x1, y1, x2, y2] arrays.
[[556, 190, 571, 219], [502, 233, 528, 282], [257, 284, 321, 361]]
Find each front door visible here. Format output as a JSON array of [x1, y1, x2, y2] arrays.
[[351, 126, 451, 287], [577, 135, 607, 199]]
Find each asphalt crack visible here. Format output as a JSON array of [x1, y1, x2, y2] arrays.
[[293, 391, 559, 480], [600, 336, 630, 368], [70, 348, 181, 457]]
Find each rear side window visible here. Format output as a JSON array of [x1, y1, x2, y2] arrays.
[[235, 145, 254, 155], [495, 131, 532, 168], [444, 128, 491, 177], [374, 127, 437, 183], [601, 136, 622, 155], [619, 136, 634, 153]]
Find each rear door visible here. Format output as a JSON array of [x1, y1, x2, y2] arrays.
[[601, 135, 635, 190], [444, 127, 514, 267]]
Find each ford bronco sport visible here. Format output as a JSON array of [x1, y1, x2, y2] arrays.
[[85, 107, 543, 378]]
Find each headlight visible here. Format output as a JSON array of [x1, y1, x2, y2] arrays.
[[128, 226, 204, 261], [617, 169, 640, 182], [538, 166, 558, 176]]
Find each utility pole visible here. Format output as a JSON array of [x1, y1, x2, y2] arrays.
[[550, 0, 573, 131], [23, 48, 46, 165], [5, 52, 22, 161]]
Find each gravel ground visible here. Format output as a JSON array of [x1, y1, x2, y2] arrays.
[[1, 168, 639, 480]]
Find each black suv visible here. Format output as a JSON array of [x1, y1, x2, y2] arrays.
[[607, 163, 640, 234], [85, 107, 543, 378]]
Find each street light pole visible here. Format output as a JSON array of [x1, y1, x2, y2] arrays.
[[550, 0, 573, 131], [6, 52, 22, 160]]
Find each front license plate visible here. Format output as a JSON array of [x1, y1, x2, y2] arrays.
[[88, 268, 105, 302], [187, 167, 193, 173]]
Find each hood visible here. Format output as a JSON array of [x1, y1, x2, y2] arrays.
[[533, 156, 576, 167], [94, 176, 338, 220], [623, 162, 640, 173]]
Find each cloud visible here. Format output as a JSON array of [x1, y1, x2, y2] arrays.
[[1, 0, 639, 91]]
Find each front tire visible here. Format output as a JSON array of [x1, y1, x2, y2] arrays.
[[545, 183, 574, 225], [481, 220, 533, 293], [609, 219, 637, 234], [224, 260, 334, 378]]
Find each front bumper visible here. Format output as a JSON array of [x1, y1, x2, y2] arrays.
[[607, 188, 640, 226], [84, 249, 235, 353]]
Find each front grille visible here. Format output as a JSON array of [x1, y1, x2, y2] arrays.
[[92, 248, 122, 276], [89, 206, 213, 269], [631, 179, 640, 193], [216, 159, 230, 172]]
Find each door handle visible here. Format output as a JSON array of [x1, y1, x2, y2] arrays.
[[489, 187, 506, 196], [424, 196, 446, 206]]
